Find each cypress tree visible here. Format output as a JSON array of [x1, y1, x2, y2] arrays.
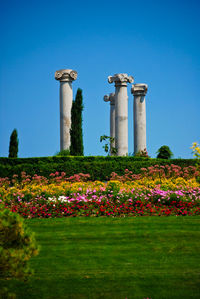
[[9, 129, 19, 158], [70, 88, 84, 156]]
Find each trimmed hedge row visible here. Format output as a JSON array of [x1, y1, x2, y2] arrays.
[[0, 156, 152, 166], [0, 156, 199, 181]]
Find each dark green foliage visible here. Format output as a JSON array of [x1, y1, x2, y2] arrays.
[[70, 88, 84, 156], [8, 129, 18, 158], [56, 149, 70, 156], [100, 135, 117, 155], [0, 156, 199, 181], [157, 145, 173, 159], [134, 148, 149, 158], [0, 206, 38, 281]]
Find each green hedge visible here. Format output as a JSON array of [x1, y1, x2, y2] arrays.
[[0, 156, 199, 181], [0, 156, 153, 166]]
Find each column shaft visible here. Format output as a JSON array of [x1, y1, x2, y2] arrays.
[[115, 86, 128, 156], [110, 104, 115, 147], [134, 95, 146, 154], [55, 69, 77, 152], [60, 81, 73, 151], [103, 93, 115, 155], [108, 73, 133, 156], [131, 84, 148, 155]]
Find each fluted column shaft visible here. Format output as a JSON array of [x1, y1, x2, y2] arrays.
[[108, 73, 134, 156], [55, 69, 77, 151], [104, 93, 115, 154], [131, 84, 148, 154], [110, 101, 115, 144]]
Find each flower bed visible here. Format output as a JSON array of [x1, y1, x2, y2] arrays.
[[0, 166, 200, 218]]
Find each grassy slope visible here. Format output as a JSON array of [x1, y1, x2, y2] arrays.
[[2, 217, 200, 299]]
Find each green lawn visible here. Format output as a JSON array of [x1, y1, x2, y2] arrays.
[[2, 217, 200, 298]]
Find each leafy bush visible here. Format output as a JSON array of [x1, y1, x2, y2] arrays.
[[156, 145, 173, 159], [55, 149, 71, 156], [134, 148, 149, 158], [0, 206, 39, 280]]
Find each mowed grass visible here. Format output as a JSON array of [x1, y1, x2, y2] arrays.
[[2, 217, 200, 298]]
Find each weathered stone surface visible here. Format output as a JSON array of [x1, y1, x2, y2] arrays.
[[55, 69, 77, 151], [108, 73, 133, 156], [55, 69, 78, 82], [131, 83, 148, 154], [103, 93, 116, 153], [131, 83, 148, 96], [108, 73, 134, 86], [104, 92, 115, 105]]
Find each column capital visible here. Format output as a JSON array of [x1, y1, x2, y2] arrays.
[[131, 84, 148, 96], [108, 73, 134, 87], [55, 69, 78, 82], [103, 93, 115, 105]]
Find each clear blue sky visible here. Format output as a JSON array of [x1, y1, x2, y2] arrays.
[[0, 0, 199, 158]]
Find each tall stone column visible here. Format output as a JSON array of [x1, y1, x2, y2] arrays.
[[131, 83, 148, 154], [104, 93, 115, 154], [55, 69, 77, 151], [108, 73, 134, 156]]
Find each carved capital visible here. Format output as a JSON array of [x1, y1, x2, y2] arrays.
[[103, 93, 115, 105], [55, 69, 78, 82], [108, 73, 134, 87], [131, 84, 148, 96]]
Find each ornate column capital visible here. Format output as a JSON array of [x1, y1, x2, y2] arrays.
[[103, 93, 115, 105], [55, 69, 78, 82], [108, 73, 134, 87], [131, 84, 148, 96]]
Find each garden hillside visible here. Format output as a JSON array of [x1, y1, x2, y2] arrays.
[[0, 156, 199, 180], [1, 159, 200, 297], [1, 165, 200, 218]]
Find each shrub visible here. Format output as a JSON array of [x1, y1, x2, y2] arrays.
[[134, 148, 149, 158], [156, 145, 173, 159], [0, 206, 39, 280], [56, 149, 71, 156]]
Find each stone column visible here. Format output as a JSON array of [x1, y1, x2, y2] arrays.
[[55, 69, 77, 151], [108, 73, 134, 156], [131, 84, 148, 155], [104, 93, 115, 152]]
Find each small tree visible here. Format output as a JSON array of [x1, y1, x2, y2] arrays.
[[100, 135, 117, 155], [156, 145, 173, 159], [9, 129, 18, 158], [70, 89, 84, 156]]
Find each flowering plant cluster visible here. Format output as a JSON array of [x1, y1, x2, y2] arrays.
[[110, 165, 199, 182], [191, 142, 200, 159], [0, 167, 199, 218]]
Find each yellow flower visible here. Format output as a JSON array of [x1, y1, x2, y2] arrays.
[[191, 142, 200, 159]]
